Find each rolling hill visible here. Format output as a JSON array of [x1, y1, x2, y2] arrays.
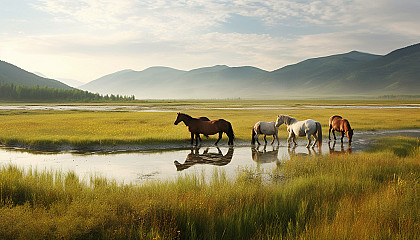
[[80, 43, 420, 99], [0, 61, 73, 89]]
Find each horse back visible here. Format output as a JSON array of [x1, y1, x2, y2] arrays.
[[329, 115, 342, 126], [331, 118, 350, 132], [194, 118, 230, 135], [258, 121, 276, 135]]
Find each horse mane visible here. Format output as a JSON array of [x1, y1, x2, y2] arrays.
[[178, 112, 194, 121], [281, 115, 298, 125]]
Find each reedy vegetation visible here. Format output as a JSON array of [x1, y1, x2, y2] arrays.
[[0, 137, 418, 239]]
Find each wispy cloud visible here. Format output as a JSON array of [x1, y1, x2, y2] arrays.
[[1, 0, 418, 82]]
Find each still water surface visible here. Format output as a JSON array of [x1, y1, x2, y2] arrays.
[[1, 129, 419, 184]]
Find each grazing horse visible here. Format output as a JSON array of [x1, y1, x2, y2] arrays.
[[275, 115, 322, 148], [174, 112, 234, 145], [328, 115, 354, 144], [251, 121, 279, 145]]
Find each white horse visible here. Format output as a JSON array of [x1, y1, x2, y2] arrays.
[[251, 121, 279, 145], [275, 115, 322, 148]]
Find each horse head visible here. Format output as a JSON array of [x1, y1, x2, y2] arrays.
[[174, 112, 183, 125], [275, 115, 284, 127]]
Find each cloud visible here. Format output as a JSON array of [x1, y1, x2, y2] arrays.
[[2, 0, 418, 82]]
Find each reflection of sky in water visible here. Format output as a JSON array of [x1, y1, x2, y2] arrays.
[[1, 129, 419, 185]]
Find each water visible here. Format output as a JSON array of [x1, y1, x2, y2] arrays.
[[1, 129, 419, 184]]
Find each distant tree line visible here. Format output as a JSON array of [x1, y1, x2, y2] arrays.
[[0, 82, 136, 102]]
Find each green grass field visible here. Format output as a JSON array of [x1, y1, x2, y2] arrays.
[[0, 136, 418, 239], [0, 100, 419, 147]]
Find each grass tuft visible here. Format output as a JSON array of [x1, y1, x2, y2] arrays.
[[1, 136, 419, 239]]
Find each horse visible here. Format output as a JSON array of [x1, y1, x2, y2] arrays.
[[196, 116, 211, 140], [328, 115, 354, 144], [275, 115, 322, 148], [174, 147, 234, 171], [174, 112, 234, 145], [251, 121, 279, 145]]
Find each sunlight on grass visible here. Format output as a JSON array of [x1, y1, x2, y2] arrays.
[[0, 137, 418, 239], [0, 100, 420, 147]]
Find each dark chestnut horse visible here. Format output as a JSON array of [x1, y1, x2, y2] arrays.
[[328, 115, 354, 144], [174, 113, 234, 145]]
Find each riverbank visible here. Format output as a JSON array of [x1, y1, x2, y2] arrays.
[[0, 136, 418, 239]]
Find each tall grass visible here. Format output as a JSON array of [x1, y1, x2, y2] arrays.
[[1, 136, 418, 239]]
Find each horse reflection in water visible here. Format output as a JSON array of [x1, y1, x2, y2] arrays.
[[328, 141, 352, 155], [251, 145, 280, 164], [287, 146, 321, 158], [174, 147, 234, 171]]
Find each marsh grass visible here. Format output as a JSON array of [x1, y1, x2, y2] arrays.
[[1, 137, 419, 239], [1, 100, 420, 147]]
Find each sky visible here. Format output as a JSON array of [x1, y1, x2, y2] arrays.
[[1, 0, 419, 84]]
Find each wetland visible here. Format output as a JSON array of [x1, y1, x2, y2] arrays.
[[0, 100, 419, 239]]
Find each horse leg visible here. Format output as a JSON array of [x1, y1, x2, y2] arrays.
[[195, 133, 200, 146], [255, 133, 261, 145], [190, 132, 195, 145], [341, 132, 344, 143], [332, 130, 337, 140], [264, 135, 267, 145], [271, 135, 275, 145], [312, 133, 318, 148], [276, 133, 280, 145], [306, 134, 312, 148], [215, 132, 223, 145], [328, 126, 332, 140]]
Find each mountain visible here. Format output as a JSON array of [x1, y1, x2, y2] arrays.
[[56, 78, 85, 88], [56, 43, 420, 98], [0, 61, 73, 89], [81, 65, 270, 99]]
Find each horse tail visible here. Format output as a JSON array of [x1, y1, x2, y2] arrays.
[[251, 128, 256, 144], [228, 122, 235, 140], [316, 122, 322, 147]]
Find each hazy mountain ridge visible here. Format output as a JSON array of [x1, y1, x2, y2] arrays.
[[81, 43, 419, 98], [1, 43, 418, 99], [0, 60, 73, 90]]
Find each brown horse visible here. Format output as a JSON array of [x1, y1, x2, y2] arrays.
[[174, 113, 234, 145], [196, 116, 210, 140], [328, 115, 354, 144]]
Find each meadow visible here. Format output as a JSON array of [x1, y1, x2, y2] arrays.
[[0, 100, 419, 239], [0, 100, 420, 148], [0, 136, 418, 239]]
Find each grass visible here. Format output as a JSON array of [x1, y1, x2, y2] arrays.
[[0, 136, 419, 239], [0, 100, 419, 148]]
